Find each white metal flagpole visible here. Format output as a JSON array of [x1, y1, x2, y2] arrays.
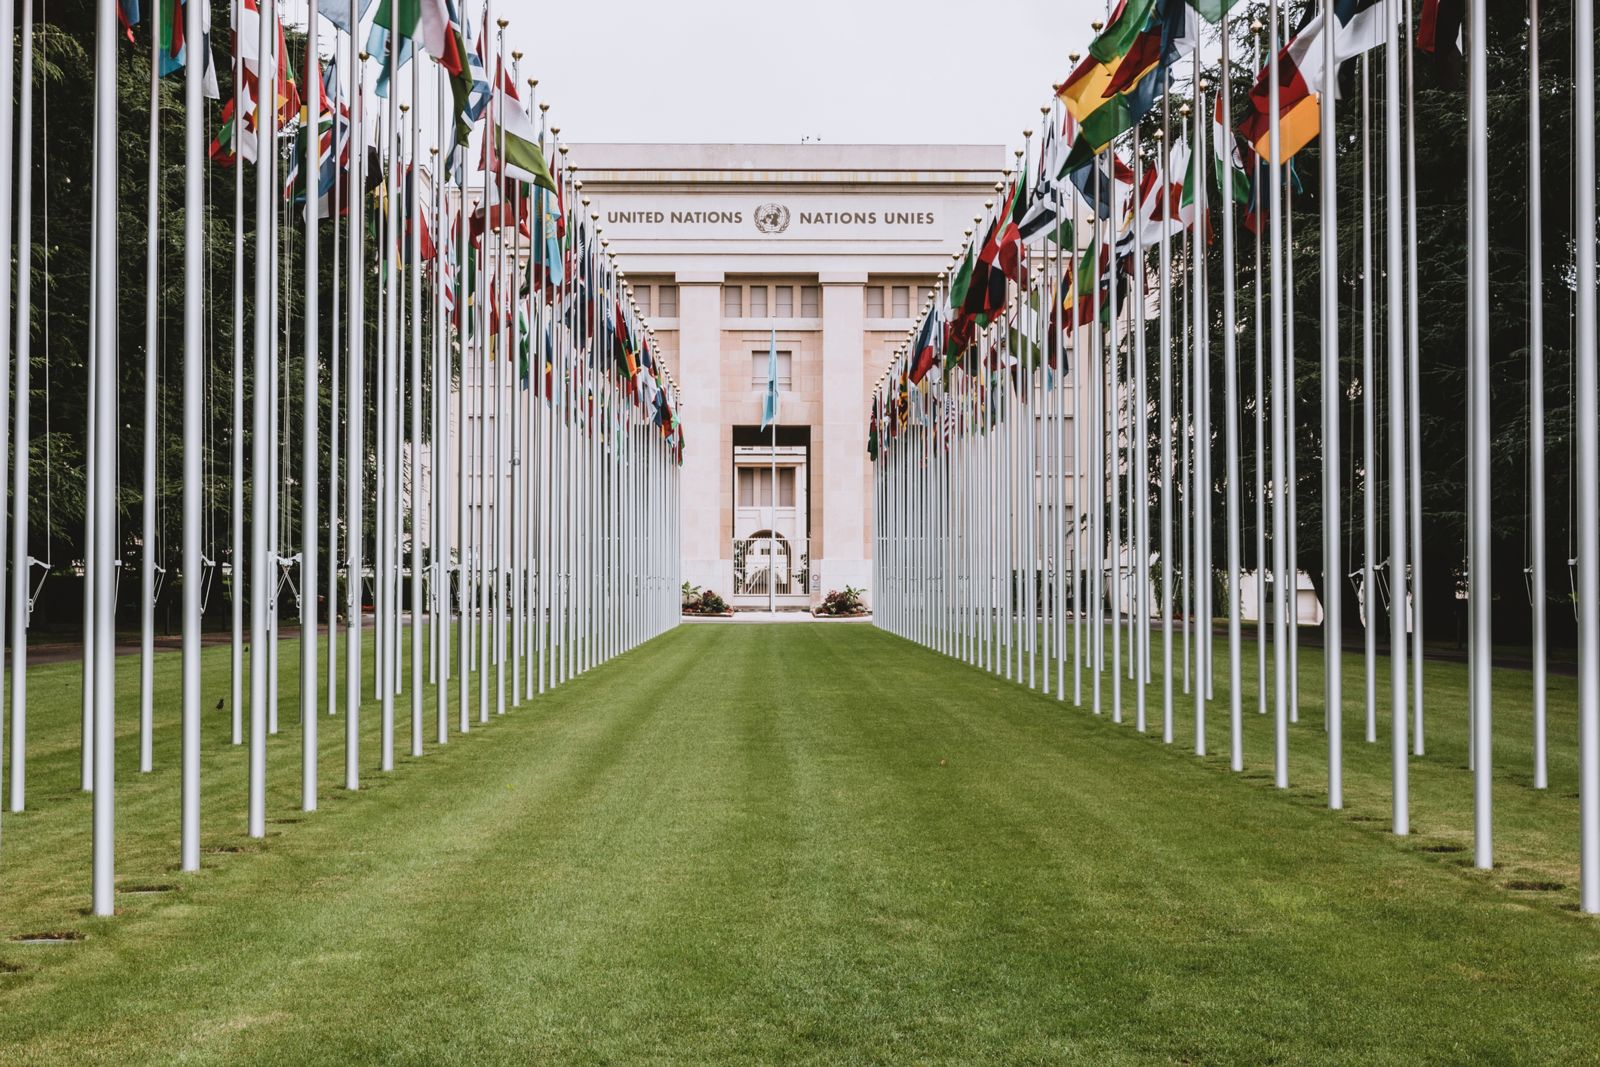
[[1527, 0, 1547, 789], [346, 35, 367, 790], [181, 0, 208, 870], [301, 0, 322, 811], [8, 0, 37, 816], [1386, 0, 1411, 836], [140, 13, 161, 776], [1574, 0, 1600, 915], [1463, 0, 1489, 863], [1320, 0, 1343, 810], [249, 0, 279, 839], [1219, 17, 1244, 773], [0, 0, 16, 840], [231, 0, 246, 749], [90, 0, 120, 917]]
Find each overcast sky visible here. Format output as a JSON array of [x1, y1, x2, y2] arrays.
[[496, 0, 1108, 150]]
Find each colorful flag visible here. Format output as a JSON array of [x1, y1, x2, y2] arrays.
[[1416, 0, 1464, 86], [488, 61, 557, 193], [1018, 111, 1076, 244], [760, 328, 781, 432], [158, 0, 220, 97], [1118, 138, 1193, 253], [1238, 0, 1386, 163]]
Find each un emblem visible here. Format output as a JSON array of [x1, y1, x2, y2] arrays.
[[754, 203, 791, 234]]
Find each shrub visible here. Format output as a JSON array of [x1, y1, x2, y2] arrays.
[[682, 584, 729, 615], [816, 586, 867, 617]]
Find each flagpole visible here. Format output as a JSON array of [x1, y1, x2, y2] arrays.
[[268, 38, 283, 741], [345, 40, 367, 791], [380, 12, 401, 771], [433, 80, 450, 740], [1251, 17, 1267, 725], [508, 98, 523, 706], [300, 0, 322, 810], [1386, 0, 1412, 836], [770, 329, 777, 614], [0, 0, 16, 840], [409, 60, 425, 756], [493, 37, 509, 713], [477, 37, 494, 724], [1283, 121, 1299, 729], [1179, 170, 1190, 703], [231, 0, 246, 750], [1158, 86, 1173, 742], [140, 2, 162, 777], [456, 112, 470, 729], [328, 46, 342, 723], [1108, 155, 1122, 722], [1219, 15, 1243, 773], [1404, 0, 1425, 756], [1573, 0, 1600, 915], [178, 0, 207, 866], [1132, 124, 1149, 731], [1266, 0, 1289, 787], [249, 0, 280, 837], [1358, 55, 1377, 746], [1190, 66, 1207, 756], [1091, 139, 1103, 717], [1526, 0, 1547, 788], [1320, 0, 1343, 809], [1196, 73, 1213, 710], [90, 0, 120, 916], [1463, 0, 1489, 863], [8, 0, 36, 816]]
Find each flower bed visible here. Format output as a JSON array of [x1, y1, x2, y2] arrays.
[[813, 586, 869, 618]]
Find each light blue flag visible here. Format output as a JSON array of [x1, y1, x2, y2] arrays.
[[321, 0, 375, 36], [760, 327, 780, 432]]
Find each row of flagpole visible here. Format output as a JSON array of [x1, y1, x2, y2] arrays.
[[869, 0, 1600, 912], [0, 0, 685, 915]]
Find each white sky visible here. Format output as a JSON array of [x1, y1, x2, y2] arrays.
[[281, 0, 1111, 152], [502, 0, 1106, 148]]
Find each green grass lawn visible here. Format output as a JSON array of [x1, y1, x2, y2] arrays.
[[0, 622, 1597, 1064]]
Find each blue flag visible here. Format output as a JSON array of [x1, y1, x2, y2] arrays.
[[760, 327, 780, 432]]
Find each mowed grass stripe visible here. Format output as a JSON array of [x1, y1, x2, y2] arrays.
[[0, 624, 1597, 1064]]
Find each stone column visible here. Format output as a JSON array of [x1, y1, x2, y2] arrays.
[[675, 273, 728, 596], [819, 273, 870, 602]]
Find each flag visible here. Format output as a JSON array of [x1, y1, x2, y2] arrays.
[[159, 0, 220, 98], [1057, 0, 1195, 166], [119, 0, 141, 40], [403, 164, 437, 262], [1238, 0, 1387, 163], [908, 309, 940, 385], [1188, 0, 1250, 24], [867, 394, 880, 461], [1057, 0, 1156, 125], [530, 185, 565, 291], [320, 0, 373, 34], [760, 328, 781, 432], [1118, 139, 1193, 252], [1018, 111, 1076, 244], [1214, 93, 1252, 205], [210, 95, 239, 165], [1061, 234, 1116, 328], [1101, 0, 1201, 100], [438, 0, 477, 145], [237, 0, 300, 122], [367, 0, 467, 86], [1068, 147, 1131, 220], [489, 61, 557, 193], [1416, 0, 1464, 87]]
